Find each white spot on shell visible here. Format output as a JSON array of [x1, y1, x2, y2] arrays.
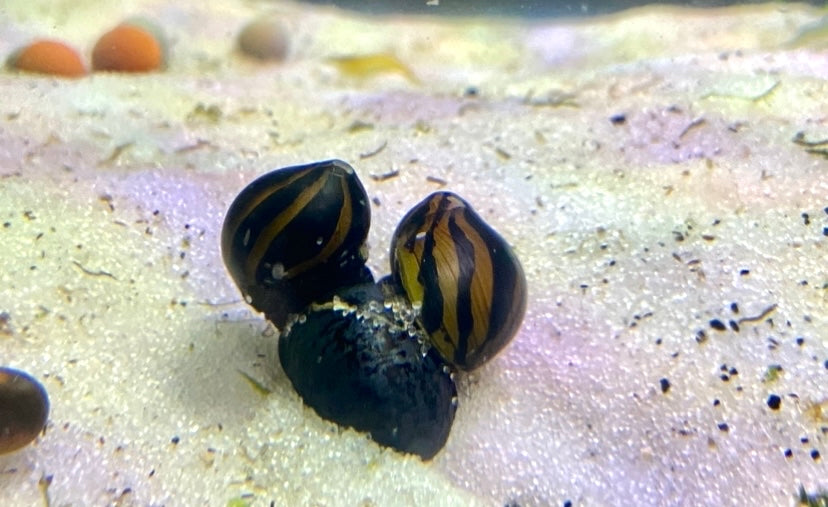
[[243, 228, 251, 247], [271, 263, 285, 280], [315, 236, 323, 246]]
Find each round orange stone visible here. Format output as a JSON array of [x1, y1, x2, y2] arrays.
[[10, 40, 86, 78], [92, 24, 163, 73]]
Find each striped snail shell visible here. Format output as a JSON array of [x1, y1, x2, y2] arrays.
[[390, 191, 527, 371], [221, 159, 373, 327]]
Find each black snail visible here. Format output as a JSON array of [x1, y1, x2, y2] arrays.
[[221, 159, 526, 459], [278, 281, 457, 459], [0, 366, 50, 455], [390, 191, 527, 371]]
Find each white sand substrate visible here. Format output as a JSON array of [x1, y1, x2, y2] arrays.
[[0, 1, 826, 505]]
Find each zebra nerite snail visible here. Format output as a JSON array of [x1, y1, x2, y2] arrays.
[[221, 159, 526, 459], [221, 159, 372, 328], [390, 191, 527, 371]]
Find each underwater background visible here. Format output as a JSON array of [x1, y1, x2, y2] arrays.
[[0, 0, 826, 505]]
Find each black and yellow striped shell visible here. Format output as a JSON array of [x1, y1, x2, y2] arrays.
[[390, 191, 527, 371], [221, 159, 372, 327]]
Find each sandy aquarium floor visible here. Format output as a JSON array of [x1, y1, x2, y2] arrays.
[[1, 0, 827, 505]]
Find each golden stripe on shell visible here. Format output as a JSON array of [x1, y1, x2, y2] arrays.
[[221, 159, 371, 326], [390, 191, 527, 371]]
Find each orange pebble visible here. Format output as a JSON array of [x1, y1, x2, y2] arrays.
[[9, 40, 86, 78], [92, 23, 163, 73]]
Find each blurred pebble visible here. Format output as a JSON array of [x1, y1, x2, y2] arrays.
[[0, 366, 50, 454], [92, 21, 165, 72], [237, 16, 289, 61], [7, 40, 86, 78]]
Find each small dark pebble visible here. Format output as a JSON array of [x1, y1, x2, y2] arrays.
[[659, 378, 671, 393], [709, 319, 727, 331], [713, 399, 720, 406], [609, 113, 626, 125], [811, 449, 821, 461], [784, 448, 793, 458], [463, 86, 479, 97], [796, 337, 804, 346], [0, 366, 50, 455], [717, 422, 729, 432], [720, 374, 730, 382], [728, 320, 739, 331], [767, 394, 782, 410], [563, 502, 573, 507], [739, 269, 750, 276], [801, 436, 810, 444], [801, 212, 810, 225], [730, 302, 739, 313], [170, 436, 180, 445]]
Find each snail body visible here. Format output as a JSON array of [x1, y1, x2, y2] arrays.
[[390, 191, 527, 371], [221, 159, 372, 327]]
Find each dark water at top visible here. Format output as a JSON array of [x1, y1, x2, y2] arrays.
[[297, 0, 822, 17]]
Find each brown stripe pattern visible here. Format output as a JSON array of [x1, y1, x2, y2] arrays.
[[221, 159, 371, 326], [391, 192, 527, 370]]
